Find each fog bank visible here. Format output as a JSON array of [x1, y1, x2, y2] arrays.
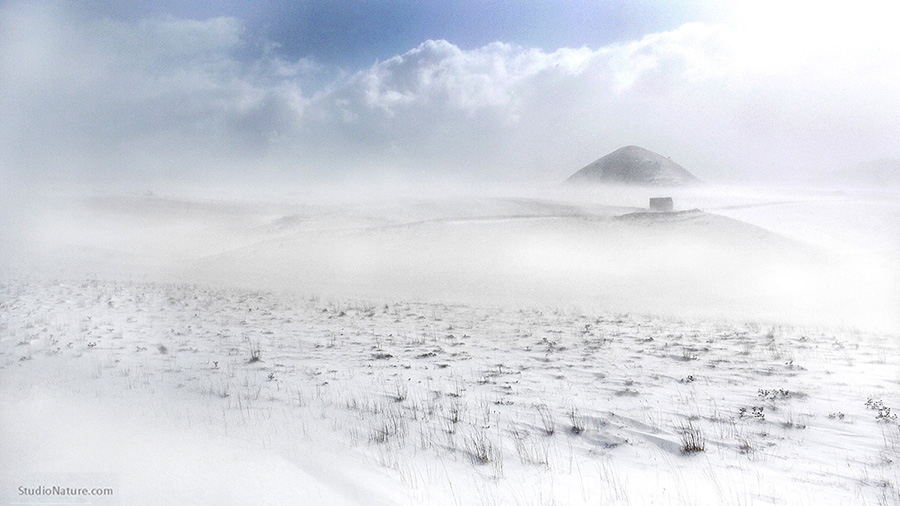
[[4, 182, 897, 332]]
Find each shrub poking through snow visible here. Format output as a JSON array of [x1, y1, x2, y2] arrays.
[[466, 429, 503, 478], [536, 404, 555, 436], [247, 340, 262, 363], [866, 398, 898, 422], [370, 409, 407, 445], [758, 388, 791, 400], [512, 429, 549, 467], [467, 432, 497, 464], [678, 421, 706, 454], [391, 379, 408, 403], [569, 407, 586, 435], [739, 406, 765, 420]]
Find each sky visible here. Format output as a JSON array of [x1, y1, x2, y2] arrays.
[[1, 0, 899, 189]]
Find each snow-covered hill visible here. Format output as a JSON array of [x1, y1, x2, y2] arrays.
[[567, 146, 701, 186]]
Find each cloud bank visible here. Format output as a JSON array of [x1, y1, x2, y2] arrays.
[[2, 2, 899, 189]]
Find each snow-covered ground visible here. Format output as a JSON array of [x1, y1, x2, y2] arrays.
[[1, 183, 898, 505]]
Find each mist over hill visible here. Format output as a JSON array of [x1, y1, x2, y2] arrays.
[[6, 183, 897, 331]]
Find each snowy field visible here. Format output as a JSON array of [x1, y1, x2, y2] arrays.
[[2, 183, 899, 505]]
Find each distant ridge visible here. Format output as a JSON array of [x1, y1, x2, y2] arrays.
[[567, 146, 701, 186], [815, 158, 900, 188]]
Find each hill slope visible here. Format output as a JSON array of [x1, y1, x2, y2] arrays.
[[567, 145, 701, 186]]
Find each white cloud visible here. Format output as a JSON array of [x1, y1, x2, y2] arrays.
[[2, 2, 898, 187], [302, 19, 898, 181], [0, 3, 310, 185]]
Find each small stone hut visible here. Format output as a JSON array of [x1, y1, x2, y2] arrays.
[[649, 197, 674, 212]]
